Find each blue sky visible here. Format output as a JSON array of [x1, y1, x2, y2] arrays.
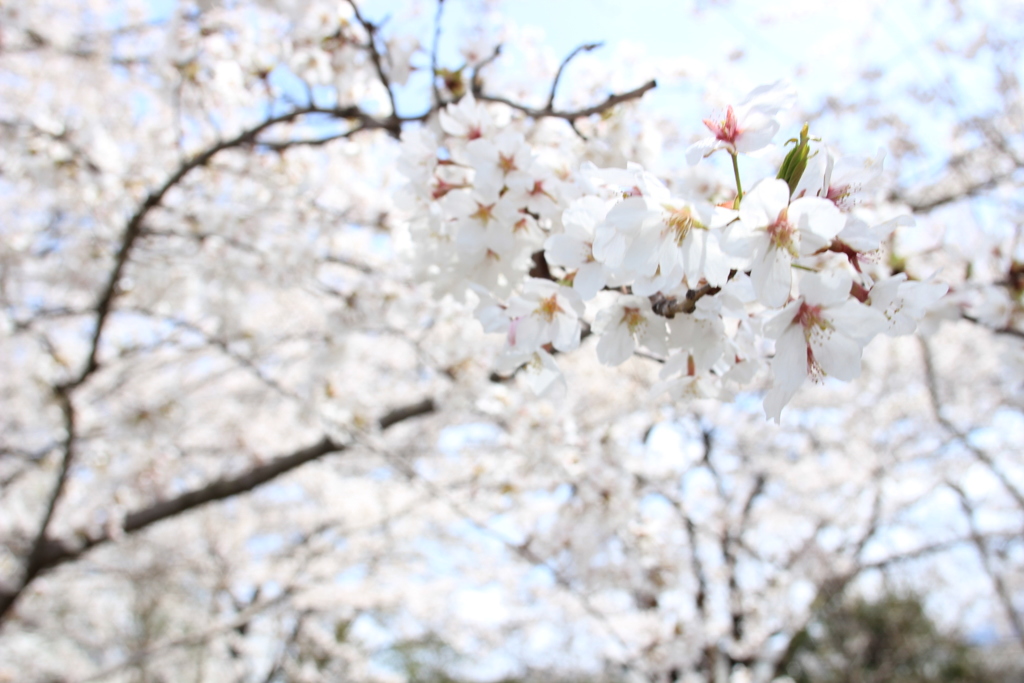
[[346, 0, 1007, 186]]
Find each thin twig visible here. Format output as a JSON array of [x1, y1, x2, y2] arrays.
[[469, 44, 503, 98], [962, 314, 1024, 340], [547, 42, 603, 110], [256, 125, 367, 152], [345, 0, 399, 117], [430, 0, 445, 106], [478, 79, 657, 122], [947, 480, 1024, 647], [919, 336, 1024, 510], [0, 398, 436, 622]]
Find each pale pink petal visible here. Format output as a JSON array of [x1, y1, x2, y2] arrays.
[[801, 270, 851, 308], [764, 323, 807, 423], [828, 299, 888, 344], [686, 137, 720, 165], [740, 179, 789, 227], [544, 234, 589, 268], [764, 300, 803, 339], [752, 246, 793, 307], [809, 330, 863, 381], [605, 197, 651, 235], [596, 325, 636, 366], [573, 262, 606, 300], [552, 315, 581, 352], [789, 196, 844, 246], [734, 116, 779, 154]]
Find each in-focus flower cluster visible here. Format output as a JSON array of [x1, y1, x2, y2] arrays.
[[398, 84, 948, 422]]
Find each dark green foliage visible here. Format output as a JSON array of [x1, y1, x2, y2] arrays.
[[379, 634, 461, 683], [778, 592, 1015, 683]]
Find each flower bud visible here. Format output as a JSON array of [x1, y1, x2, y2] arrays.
[[777, 123, 813, 195]]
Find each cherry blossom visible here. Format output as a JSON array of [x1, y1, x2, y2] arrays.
[[763, 270, 887, 422], [868, 273, 950, 336], [7, 4, 1023, 682], [686, 81, 797, 164], [544, 196, 615, 299], [593, 295, 668, 365], [728, 178, 846, 306], [505, 278, 586, 353]]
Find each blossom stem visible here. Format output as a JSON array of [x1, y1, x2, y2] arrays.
[[730, 152, 744, 209]]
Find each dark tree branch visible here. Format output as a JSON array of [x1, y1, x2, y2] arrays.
[[378, 398, 435, 429], [255, 124, 368, 151], [646, 486, 709, 638], [547, 42, 603, 110], [892, 167, 1022, 213], [345, 0, 399, 117], [477, 78, 657, 123], [948, 481, 1024, 647], [430, 0, 445, 106], [962, 314, 1024, 340], [57, 103, 404, 396], [0, 398, 435, 623], [57, 66, 655, 399], [469, 44, 503, 98], [0, 119, 102, 174], [891, 126, 1024, 213], [650, 282, 723, 318], [919, 336, 1024, 510], [723, 473, 765, 645], [10, 390, 79, 622]]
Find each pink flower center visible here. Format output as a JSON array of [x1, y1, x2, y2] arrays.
[[794, 301, 825, 330], [767, 208, 797, 254], [432, 178, 466, 200], [794, 301, 833, 380], [530, 179, 554, 200], [537, 294, 564, 322], [703, 105, 739, 145], [620, 307, 645, 334], [470, 202, 495, 224], [498, 152, 517, 174], [825, 183, 853, 209]]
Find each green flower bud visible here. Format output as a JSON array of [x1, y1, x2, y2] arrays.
[[777, 123, 813, 196]]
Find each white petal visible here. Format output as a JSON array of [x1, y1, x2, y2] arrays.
[[593, 228, 627, 267], [720, 219, 761, 260], [686, 137, 719, 165], [752, 246, 793, 307], [764, 324, 807, 423], [734, 117, 779, 154], [573, 262, 607, 300], [596, 325, 636, 366], [552, 315, 581, 352], [790, 196, 844, 243], [523, 350, 566, 397], [512, 315, 544, 352], [544, 234, 589, 268], [740, 178, 789, 227], [605, 197, 652, 235], [639, 320, 669, 357], [801, 269, 852, 308], [827, 299, 888, 344], [764, 300, 802, 339], [809, 329, 863, 381], [701, 232, 731, 287]]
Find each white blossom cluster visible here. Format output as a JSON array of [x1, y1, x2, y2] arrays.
[[401, 85, 948, 421]]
